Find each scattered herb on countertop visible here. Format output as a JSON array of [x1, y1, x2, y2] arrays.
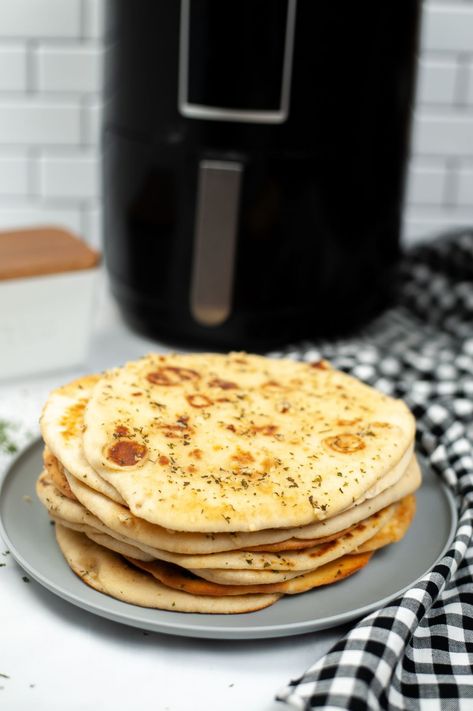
[[0, 419, 18, 454], [0, 674, 10, 679], [22, 576, 30, 583], [0, 563, 5, 568]]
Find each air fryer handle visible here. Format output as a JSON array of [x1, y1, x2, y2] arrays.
[[190, 160, 242, 327]]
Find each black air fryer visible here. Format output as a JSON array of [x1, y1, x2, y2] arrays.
[[104, 0, 421, 350]]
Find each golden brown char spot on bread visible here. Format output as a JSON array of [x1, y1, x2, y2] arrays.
[[59, 398, 87, 440], [232, 356, 249, 365], [231, 448, 255, 466], [261, 380, 286, 392], [155, 420, 194, 439], [113, 425, 130, 437], [308, 540, 339, 559], [309, 360, 331, 370], [146, 366, 200, 386], [186, 394, 213, 408], [189, 448, 203, 460], [107, 440, 147, 467], [208, 378, 238, 390], [324, 433, 366, 454], [249, 424, 279, 437]]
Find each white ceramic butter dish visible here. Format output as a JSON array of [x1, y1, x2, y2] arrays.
[[0, 227, 100, 379]]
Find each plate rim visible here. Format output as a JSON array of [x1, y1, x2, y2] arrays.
[[0, 439, 458, 640]]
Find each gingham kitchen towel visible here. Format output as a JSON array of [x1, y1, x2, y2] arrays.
[[276, 230, 473, 710]]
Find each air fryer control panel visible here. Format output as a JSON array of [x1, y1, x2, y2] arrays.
[[178, 0, 296, 123]]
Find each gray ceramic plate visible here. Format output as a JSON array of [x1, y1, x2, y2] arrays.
[[0, 440, 457, 639]]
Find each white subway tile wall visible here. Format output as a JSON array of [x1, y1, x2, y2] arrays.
[[421, 3, 473, 52], [406, 161, 447, 205], [416, 59, 458, 105], [0, 46, 28, 92], [0, 0, 471, 248], [39, 151, 100, 198], [0, 0, 103, 247], [0, 150, 29, 196], [0, 99, 82, 145], [0, 0, 82, 39], [37, 45, 104, 93], [457, 166, 473, 206], [405, 0, 473, 243]]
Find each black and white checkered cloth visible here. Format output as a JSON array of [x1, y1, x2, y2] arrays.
[[276, 230, 473, 710]]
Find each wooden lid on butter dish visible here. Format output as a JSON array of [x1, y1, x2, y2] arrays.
[[0, 227, 100, 281]]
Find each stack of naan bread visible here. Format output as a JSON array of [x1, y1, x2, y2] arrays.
[[36, 353, 420, 614]]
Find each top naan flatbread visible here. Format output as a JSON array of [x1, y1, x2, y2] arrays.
[[82, 353, 415, 532]]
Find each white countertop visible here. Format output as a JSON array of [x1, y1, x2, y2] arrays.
[[0, 276, 347, 711]]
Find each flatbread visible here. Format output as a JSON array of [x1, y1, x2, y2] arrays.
[[82, 352, 415, 532], [40, 367, 417, 540], [190, 568, 320, 585], [61, 456, 420, 554], [37, 472, 181, 560], [50, 442, 420, 550], [143, 503, 394, 571], [51, 517, 155, 561], [62, 468, 293, 554], [243, 526, 357, 552], [60, 456, 420, 554], [353, 495, 416, 553], [43, 446, 76, 500], [40, 469, 394, 573], [293, 455, 421, 539], [40, 472, 321, 567], [36, 471, 105, 530], [37, 472, 164, 557], [70, 503, 393, 574], [126, 553, 373, 596], [55, 524, 281, 614], [40, 375, 126, 505]]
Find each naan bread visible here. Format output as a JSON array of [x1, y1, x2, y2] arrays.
[[293, 455, 421, 539], [40, 375, 126, 505], [43, 446, 76, 500], [62, 452, 420, 554], [38, 472, 166, 559], [55, 525, 280, 614], [40, 471, 331, 566], [82, 353, 415, 532], [36, 351, 419, 615], [126, 553, 373, 596], [191, 568, 322, 585], [353, 495, 416, 553], [140, 503, 394, 571], [62, 467, 294, 553], [39, 469, 394, 573], [37, 472, 187, 561], [51, 517, 155, 561]]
